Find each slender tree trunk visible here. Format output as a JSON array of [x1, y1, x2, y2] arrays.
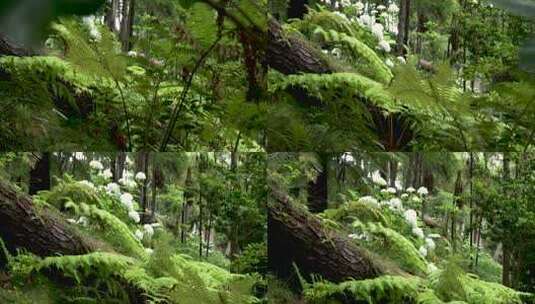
[[396, 0, 411, 56], [307, 154, 328, 213], [198, 195, 203, 258], [105, 0, 119, 32], [119, 0, 135, 52], [389, 159, 398, 187], [469, 153, 474, 253], [112, 152, 126, 183], [29, 153, 51, 195], [205, 213, 212, 257], [136, 152, 149, 224]]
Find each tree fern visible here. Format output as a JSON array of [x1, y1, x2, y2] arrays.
[[353, 221, 428, 275], [65, 202, 146, 259], [313, 27, 393, 84], [270, 72, 398, 111]]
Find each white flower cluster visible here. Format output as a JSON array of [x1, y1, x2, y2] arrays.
[[89, 160, 104, 171], [99, 168, 113, 180], [371, 171, 387, 186], [78, 180, 95, 190], [358, 196, 379, 207], [417, 186, 429, 196], [135, 172, 147, 182]]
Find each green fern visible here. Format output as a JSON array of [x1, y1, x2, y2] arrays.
[[353, 221, 428, 275], [313, 27, 393, 84], [270, 72, 398, 111], [304, 275, 422, 303]]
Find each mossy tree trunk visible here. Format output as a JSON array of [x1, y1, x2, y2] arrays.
[[0, 181, 93, 261], [268, 190, 386, 287]]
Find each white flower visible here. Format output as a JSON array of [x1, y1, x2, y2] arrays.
[[340, 0, 350, 7], [377, 4, 386, 10], [359, 14, 374, 27], [135, 172, 147, 182], [145, 248, 154, 255], [67, 218, 77, 224], [428, 263, 438, 273], [388, 3, 399, 13], [128, 210, 140, 223], [331, 47, 342, 58], [89, 160, 103, 171], [371, 171, 387, 186], [397, 56, 407, 64], [406, 187, 415, 193], [385, 59, 394, 68], [419, 246, 428, 257], [417, 186, 429, 196], [371, 23, 384, 40], [412, 227, 424, 239], [78, 180, 95, 190], [389, 198, 403, 210], [127, 51, 138, 57], [428, 233, 442, 239], [412, 196, 422, 203], [120, 193, 134, 210], [348, 233, 368, 241], [381, 189, 388, 193], [404, 209, 418, 227], [354, 1, 364, 12], [134, 229, 144, 240], [77, 216, 89, 227], [401, 193, 409, 199], [143, 224, 154, 239], [425, 238, 436, 251], [387, 187, 397, 194], [100, 168, 113, 179], [106, 182, 121, 195], [358, 196, 379, 207], [378, 40, 391, 53]]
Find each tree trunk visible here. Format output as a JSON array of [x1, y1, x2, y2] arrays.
[[29, 153, 51, 195], [287, 0, 308, 19], [268, 190, 389, 286], [396, 0, 411, 56], [0, 181, 93, 261], [306, 154, 328, 213], [389, 159, 398, 187], [503, 245, 511, 287], [136, 152, 149, 224], [105, 0, 120, 32], [119, 0, 135, 52], [112, 152, 126, 183], [0, 35, 33, 56]]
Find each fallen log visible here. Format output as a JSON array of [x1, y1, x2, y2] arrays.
[[0, 180, 93, 259], [268, 190, 389, 285]]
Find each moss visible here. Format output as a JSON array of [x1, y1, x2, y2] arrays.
[[304, 275, 422, 304]]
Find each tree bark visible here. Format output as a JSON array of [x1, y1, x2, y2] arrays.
[[0, 180, 93, 260], [306, 154, 328, 213], [119, 0, 135, 52], [396, 0, 411, 56], [29, 153, 51, 195], [268, 190, 388, 286], [0, 35, 34, 56]]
